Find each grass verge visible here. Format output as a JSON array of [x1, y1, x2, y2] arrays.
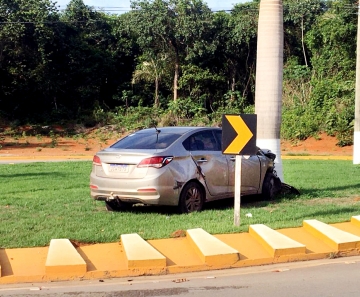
[[0, 160, 360, 248]]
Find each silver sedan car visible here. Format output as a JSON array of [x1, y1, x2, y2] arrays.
[[90, 126, 280, 213]]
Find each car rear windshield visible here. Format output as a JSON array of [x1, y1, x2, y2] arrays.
[[110, 132, 182, 149]]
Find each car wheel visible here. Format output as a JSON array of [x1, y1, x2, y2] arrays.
[[105, 198, 132, 211], [178, 182, 204, 213], [262, 172, 281, 200]]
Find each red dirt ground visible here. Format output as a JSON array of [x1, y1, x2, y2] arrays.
[[0, 135, 114, 157], [280, 133, 353, 156], [0, 132, 353, 157]]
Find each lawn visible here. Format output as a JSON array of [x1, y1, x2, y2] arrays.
[[0, 160, 360, 248]]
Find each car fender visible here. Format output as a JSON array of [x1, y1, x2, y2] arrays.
[[168, 155, 199, 186], [168, 155, 211, 198]]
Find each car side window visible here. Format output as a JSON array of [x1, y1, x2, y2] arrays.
[[214, 130, 222, 151], [183, 131, 219, 151]]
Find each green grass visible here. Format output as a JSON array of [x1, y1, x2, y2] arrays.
[[1, 160, 360, 248], [284, 152, 311, 156]]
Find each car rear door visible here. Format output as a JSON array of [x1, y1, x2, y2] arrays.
[[185, 130, 230, 196]]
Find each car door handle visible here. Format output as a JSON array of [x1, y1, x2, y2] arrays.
[[196, 158, 208, 163]]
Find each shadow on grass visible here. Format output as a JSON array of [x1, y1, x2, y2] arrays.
[[0, 172, 66, 179], [296, 183, 360, 196], [122, 201, 360, 224], [283, 206, 360, 222], [203, 193, 299, 211], [127, 204, 180, 216], [106, 193, 297, 216], [103, 180, 360, 216]]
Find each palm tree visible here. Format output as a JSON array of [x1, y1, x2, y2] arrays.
[[254, 0, 284, 181], [132, 54, 168, 108], [354, 4, 360, 165]]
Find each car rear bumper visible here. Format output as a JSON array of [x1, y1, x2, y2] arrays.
[[90, 188, 162, 205], [90, 171, 180, 206]]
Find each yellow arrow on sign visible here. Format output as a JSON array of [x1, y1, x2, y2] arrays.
[[224, 115, 253, 154]]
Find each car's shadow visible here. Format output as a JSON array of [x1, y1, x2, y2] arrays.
[[203, 193, 296, 211], [107, 191, 299, 215]]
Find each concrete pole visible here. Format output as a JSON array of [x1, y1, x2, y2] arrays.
[[353, 5, 360, 164], [255, 0, 284, 181]]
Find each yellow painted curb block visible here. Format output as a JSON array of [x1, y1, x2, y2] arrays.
[[121, 233, 166, 268], [249, 224, 306, 257], [186, 228, 239, 266], [45, 239, 86, 275], [303, 219, 360, 250], [351, 216, 360, 228]]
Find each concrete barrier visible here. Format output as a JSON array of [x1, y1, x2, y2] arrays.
[[45, 239, 86, 275], [186, 228, 239, 266], [249, 224, 306, 257], [303, 219, 360, 250], [121, 233, 166, 268], [1, 217, 360, 285]]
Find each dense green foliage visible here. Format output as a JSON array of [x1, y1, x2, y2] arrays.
[[0, 0, 357, 145], [0, 160, 359, 248]]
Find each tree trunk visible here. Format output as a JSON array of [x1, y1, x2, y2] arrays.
[[154, 77, 159, 108], [354, 4, 360, 164], [173, 53, 179, 102], [301, 16, 308, 67], [231, 74, 236, 101], [254, 0, 284, 181]]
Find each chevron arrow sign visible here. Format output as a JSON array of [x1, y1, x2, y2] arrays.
[[222, 114, 257, 155]]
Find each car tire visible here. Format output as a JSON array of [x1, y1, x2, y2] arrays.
[[105, 198, 132, 211], [262, 171, 281, 200], [178, 181, 205, 214]]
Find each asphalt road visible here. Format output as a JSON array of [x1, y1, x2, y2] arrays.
[[1, 256, 359, 297]]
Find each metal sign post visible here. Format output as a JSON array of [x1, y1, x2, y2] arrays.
[[234, 155, 242, 226]]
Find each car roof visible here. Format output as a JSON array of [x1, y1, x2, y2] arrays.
[[135, 126, 221, 134]]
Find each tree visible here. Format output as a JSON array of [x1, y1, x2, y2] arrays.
[[178, 64, 225, 103], [281, 1, 327, 141], [129, 0, 216, 102], [306, 0, 356, 146], [227, 3, 258, 101], [59, 0, 118, 113], [132, 53, 169, 107], [111, 12, 140, 98], [255, 0, 284, 181], [283, 0, 326, 67], [0, 0, 59, 119], [209, 4, 258, 104]]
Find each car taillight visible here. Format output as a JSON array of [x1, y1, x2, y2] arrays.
[[93, 155, 102, 166], [137, 156, 173, 168]]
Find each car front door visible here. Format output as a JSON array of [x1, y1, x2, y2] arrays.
[[227, 155, 261, 195], [214, 130, 261, 195]]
